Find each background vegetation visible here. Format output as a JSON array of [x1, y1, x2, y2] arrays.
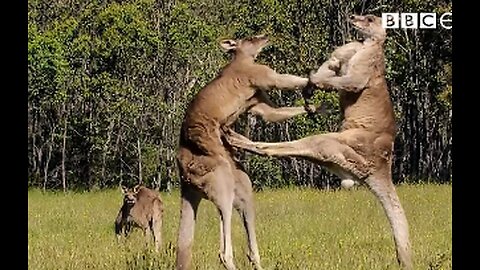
[[28, 0, 452, 191]]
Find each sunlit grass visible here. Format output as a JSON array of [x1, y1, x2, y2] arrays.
[[28, 184, 451, 269]]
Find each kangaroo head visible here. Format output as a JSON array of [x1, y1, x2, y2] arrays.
[[349, 14, 386, 41], [121, 184, 141, 206], [219, 34, 269, 59]]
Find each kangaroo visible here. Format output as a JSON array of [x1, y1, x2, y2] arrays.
[[114, 185, 163, 252], [225, 15, 412, 270], [176, 34, 311, 270]]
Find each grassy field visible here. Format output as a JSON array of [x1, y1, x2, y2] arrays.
[[28, 184, 451, 270]]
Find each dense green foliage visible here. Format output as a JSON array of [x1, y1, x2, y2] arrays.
[[28, 0, 452, 190], [28, 184, 452, 269]]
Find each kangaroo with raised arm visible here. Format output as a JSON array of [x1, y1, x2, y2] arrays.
[[225, 15, 413, 270], [176, 34, 311, 270]]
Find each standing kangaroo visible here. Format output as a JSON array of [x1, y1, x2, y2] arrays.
[[114, 185, 164, 252], [176, 34, 311, 270], [225, 15, 412, 270]]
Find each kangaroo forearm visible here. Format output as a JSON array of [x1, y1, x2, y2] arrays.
[[274, 74, 309, 90], [250, 103, 307, 123], [261, 106, 307, 122], [320, 75, 368, 93], [309, 62, 337, 91]]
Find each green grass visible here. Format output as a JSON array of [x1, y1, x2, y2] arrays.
[[28, 184, 451, 270]]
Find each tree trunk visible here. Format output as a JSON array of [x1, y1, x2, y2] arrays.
[[61, 109, 67, 192], [285, 122, 301, 183], [136, 123, 143, 184], [43, 127, 55, 191], [309, 163, 314, 187], [101, 120, 115, 186]]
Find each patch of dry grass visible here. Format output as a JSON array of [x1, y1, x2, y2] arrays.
[[28, 184, 451, 269]]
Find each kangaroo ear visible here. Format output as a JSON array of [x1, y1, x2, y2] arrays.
[[220, 39, 237, 53], [120, 185, 128, 194], [133, 184, 141, 193]]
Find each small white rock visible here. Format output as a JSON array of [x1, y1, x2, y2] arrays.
[[341, 179, 355, 189]]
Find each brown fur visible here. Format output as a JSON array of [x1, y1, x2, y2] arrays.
[[176, 35, 310, 270], [225, 15, 412, 270], [114, 185, 163, 252]]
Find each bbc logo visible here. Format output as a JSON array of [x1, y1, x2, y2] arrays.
[[382, 13, 452, 29]]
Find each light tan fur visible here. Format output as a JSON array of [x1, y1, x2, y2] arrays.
[[323, 40, 363, 75], [114, 185, 164, 252], [302, 40, 363, 110], [225, 15, 412, 270], [176, 35, 310, 270]]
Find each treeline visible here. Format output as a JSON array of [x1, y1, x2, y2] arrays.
[[28, 0, 452, 191]]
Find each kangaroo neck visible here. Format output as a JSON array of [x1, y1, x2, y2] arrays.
[[232, 52, 255, 63], [363, 37, 385, 47]]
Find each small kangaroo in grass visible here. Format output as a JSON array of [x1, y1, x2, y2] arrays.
[[114, 185, 164, 252], [226, 15, 412, 270]]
